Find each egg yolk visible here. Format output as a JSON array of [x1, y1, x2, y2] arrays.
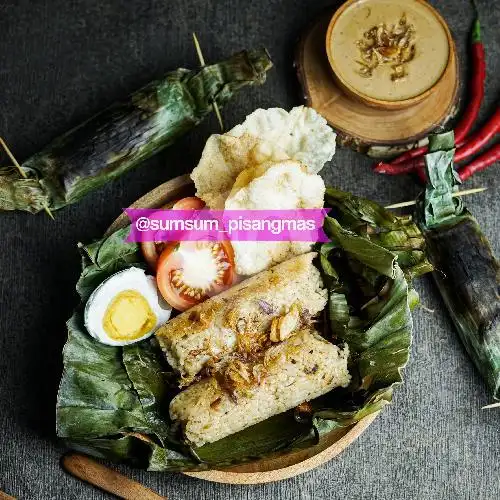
[[102, 290, 157, 341]]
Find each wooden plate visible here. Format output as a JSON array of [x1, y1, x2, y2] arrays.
[[296, 9, 460, 157], [107, 174, 381, 484]]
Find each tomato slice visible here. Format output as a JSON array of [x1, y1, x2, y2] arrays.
[[171, 196, 205, 211], [140, 197, 205, 270], [157, 240, 235, 311]]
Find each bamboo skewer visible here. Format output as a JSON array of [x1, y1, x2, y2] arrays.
[[482, 401, 500, 409], [192, 33, 224, 131], [0, 137, 55, 219], [0, 137, 26, 179], [385, 187, 487, 209]]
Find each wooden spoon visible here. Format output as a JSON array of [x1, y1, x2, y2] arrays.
[[0, 491, 16, 499], [61, 453, 165, 499]]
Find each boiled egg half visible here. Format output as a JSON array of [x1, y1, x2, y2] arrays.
[[84, 267, 172, 346]]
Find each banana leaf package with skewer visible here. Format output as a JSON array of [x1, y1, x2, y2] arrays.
[[0, 49, 272, 214], [416, 131, 500, 402], [324, 187, 434, 281]]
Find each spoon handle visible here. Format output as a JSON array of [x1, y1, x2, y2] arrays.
[[0, 491, 16, 499]]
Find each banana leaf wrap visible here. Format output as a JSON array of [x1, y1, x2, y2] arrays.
[[416, 132, 500, 402], [324, 187, 433, 280], [56, 203, 414, 471], [0, 49, 272, 213]]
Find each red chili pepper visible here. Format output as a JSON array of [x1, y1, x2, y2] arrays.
[[454, 106, 500, 162], [375, 106, 500, 177], [389, 144, 428, 166], [380, 15, 485, 167], [373, 160, 428, 182], [410, 143, 499, 184], [454, 19, 486, 145], [373, 162, 415, 175], [415, 167, 427, 184], [458, 142, 500, 181]]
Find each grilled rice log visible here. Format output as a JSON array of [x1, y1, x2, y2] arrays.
[[417, 131, 500, 401], [423, 217, 500, 400], [0, 49, 272, 213], [169, 329, 350, 447], [155, 252, 327, 386]]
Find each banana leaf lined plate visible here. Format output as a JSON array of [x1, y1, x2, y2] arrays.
[[58, 174, 417, 483], [106, 175, 379, 484]]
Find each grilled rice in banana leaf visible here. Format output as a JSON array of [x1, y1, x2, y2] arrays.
[[0, 49, 272, 213], [170, 329, 350, 448], [155, 252, 327, 387], [416, 132, 500, 402]]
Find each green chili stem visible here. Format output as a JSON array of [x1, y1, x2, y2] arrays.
[[472, 18, 481, 43]]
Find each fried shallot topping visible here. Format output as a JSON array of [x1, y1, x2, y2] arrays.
[[356, 14, 416, 81]]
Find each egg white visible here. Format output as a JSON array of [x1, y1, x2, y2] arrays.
[[84, 267, 172, 346]]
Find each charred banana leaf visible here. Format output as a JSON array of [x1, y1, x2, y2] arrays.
[[417, 132, 500, 402], [0, 49, 272, 213]]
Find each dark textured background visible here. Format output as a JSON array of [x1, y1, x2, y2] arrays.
[[0, 1, 499, 499]]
